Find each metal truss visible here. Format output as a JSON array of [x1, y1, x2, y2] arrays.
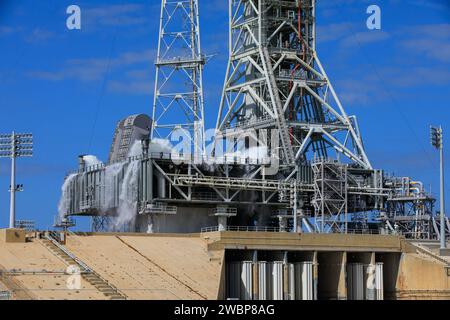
[[151, 159, 299, 205], [61, 1, 439, 240], [152, 0, 206, 158], [312, 159, 348, 233], [62, 152, 437, 239], [91, 216, 113, 232], [215, 0, 371, 168], [432, 216, 450, 241], [383, 177, 436, 239]]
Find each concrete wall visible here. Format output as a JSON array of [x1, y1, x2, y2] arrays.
[[216, 233, 450, 300], [1, 231, 450, 300], [0, 229, 26, 243], [206, 232, 403, 252], [137, 207, 218, 233], [395, 253, 450, 299]]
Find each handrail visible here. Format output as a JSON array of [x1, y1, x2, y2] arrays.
[[54, 231, 128, 299], [44, 233, 92, 273], [201, 226, 287, 233], [201, 226, 385, 235], [0, 291, 11, 300]]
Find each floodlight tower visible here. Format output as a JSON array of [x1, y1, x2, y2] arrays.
[[215, 0, 371, 170], [0, 132, 33, 228], [152, 0, 206, 160], [431, 126, 446, 249]]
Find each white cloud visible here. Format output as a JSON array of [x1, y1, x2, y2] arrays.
[[316, 23, 354, 43], [411, 0, 450, 11], [83, 4, 149, 28], [0, 26, 14, 37], [107, 69, 154, 95], [28, 49, 156, 83], [399, 24, 450, 63], [340, 31, 391, 47], [25, 28, 54, 43], [334, 65, 450, 106]]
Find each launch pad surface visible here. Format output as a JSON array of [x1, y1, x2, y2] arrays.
[[1, 228, 449, 300]]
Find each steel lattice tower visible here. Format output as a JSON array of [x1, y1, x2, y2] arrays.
[[152, 0, 206, 158], [215, 0, 371, 170]]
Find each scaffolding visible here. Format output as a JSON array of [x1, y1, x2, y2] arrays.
[[152, 0, 206, 159], [312, 159, 348, 233]]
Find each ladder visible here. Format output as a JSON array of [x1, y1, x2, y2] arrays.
[[41, 233, 127, 300]]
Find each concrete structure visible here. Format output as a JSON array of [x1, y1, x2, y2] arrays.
[[0, 228, 26, 243], [0, 229, 449, 300]]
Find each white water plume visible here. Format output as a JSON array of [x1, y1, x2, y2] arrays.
[[111, 140, 143, 230], [58, 139, 171, 231], [101, 162, 124, 211], [83, 155, 103, 167], [148, 138, 173, 154], [57, 173, 77, 220], [57, 155, 102, 221], [113, 160, 140, 229]]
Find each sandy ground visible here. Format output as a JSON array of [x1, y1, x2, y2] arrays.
[[0, 233, 222, 300], [64, 234, 223, 300], [0, 238, 105, 300]]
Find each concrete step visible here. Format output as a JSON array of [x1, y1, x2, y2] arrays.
[[86, 280, 103, 284], [96, 286, 114, 291]]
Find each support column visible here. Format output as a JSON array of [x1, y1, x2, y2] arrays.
[[252, 251, 259, 300], [337, 252, 347, 300], [218, 216, 228, 231], [313, 251, 318, 300], [283, 251, 289, 300], [278, 216, 288, 232], [9, 154, 16, 229], [366, 252, 376, 300]]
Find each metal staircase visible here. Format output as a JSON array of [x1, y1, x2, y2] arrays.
[[41, 232, 127, 300]]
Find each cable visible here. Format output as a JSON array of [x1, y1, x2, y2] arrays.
[[331, 1, 438, 169], [86, 32, 118, 153]]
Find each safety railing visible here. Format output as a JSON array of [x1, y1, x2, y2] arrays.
[[14, 220, 35, 231], [201, 226, 388, 235], [142, 203, 177, 215], [201, 226, 287, 233], [45, 233, 92, 273], [345, 229, 382, 235], [0, 291, 11, 300]]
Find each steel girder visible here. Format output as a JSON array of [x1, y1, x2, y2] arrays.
[[152, 0, 206, 159], [215, 0, 371, 169]]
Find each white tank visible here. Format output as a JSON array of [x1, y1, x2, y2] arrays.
[[241, 261, 253, 300], [347, 263, 365, 300], [375, 263, 384, 300], [270, 262, 284, 300], [288, 263, 296, 300], [258, 261, 268, 300], [295, 262, 314, 300]]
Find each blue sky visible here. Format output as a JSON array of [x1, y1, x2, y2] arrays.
[[0, 0, 449, 230]]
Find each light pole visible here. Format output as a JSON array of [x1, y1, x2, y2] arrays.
[[0, 132, 33, 229], [431, 126, 446, 249]]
